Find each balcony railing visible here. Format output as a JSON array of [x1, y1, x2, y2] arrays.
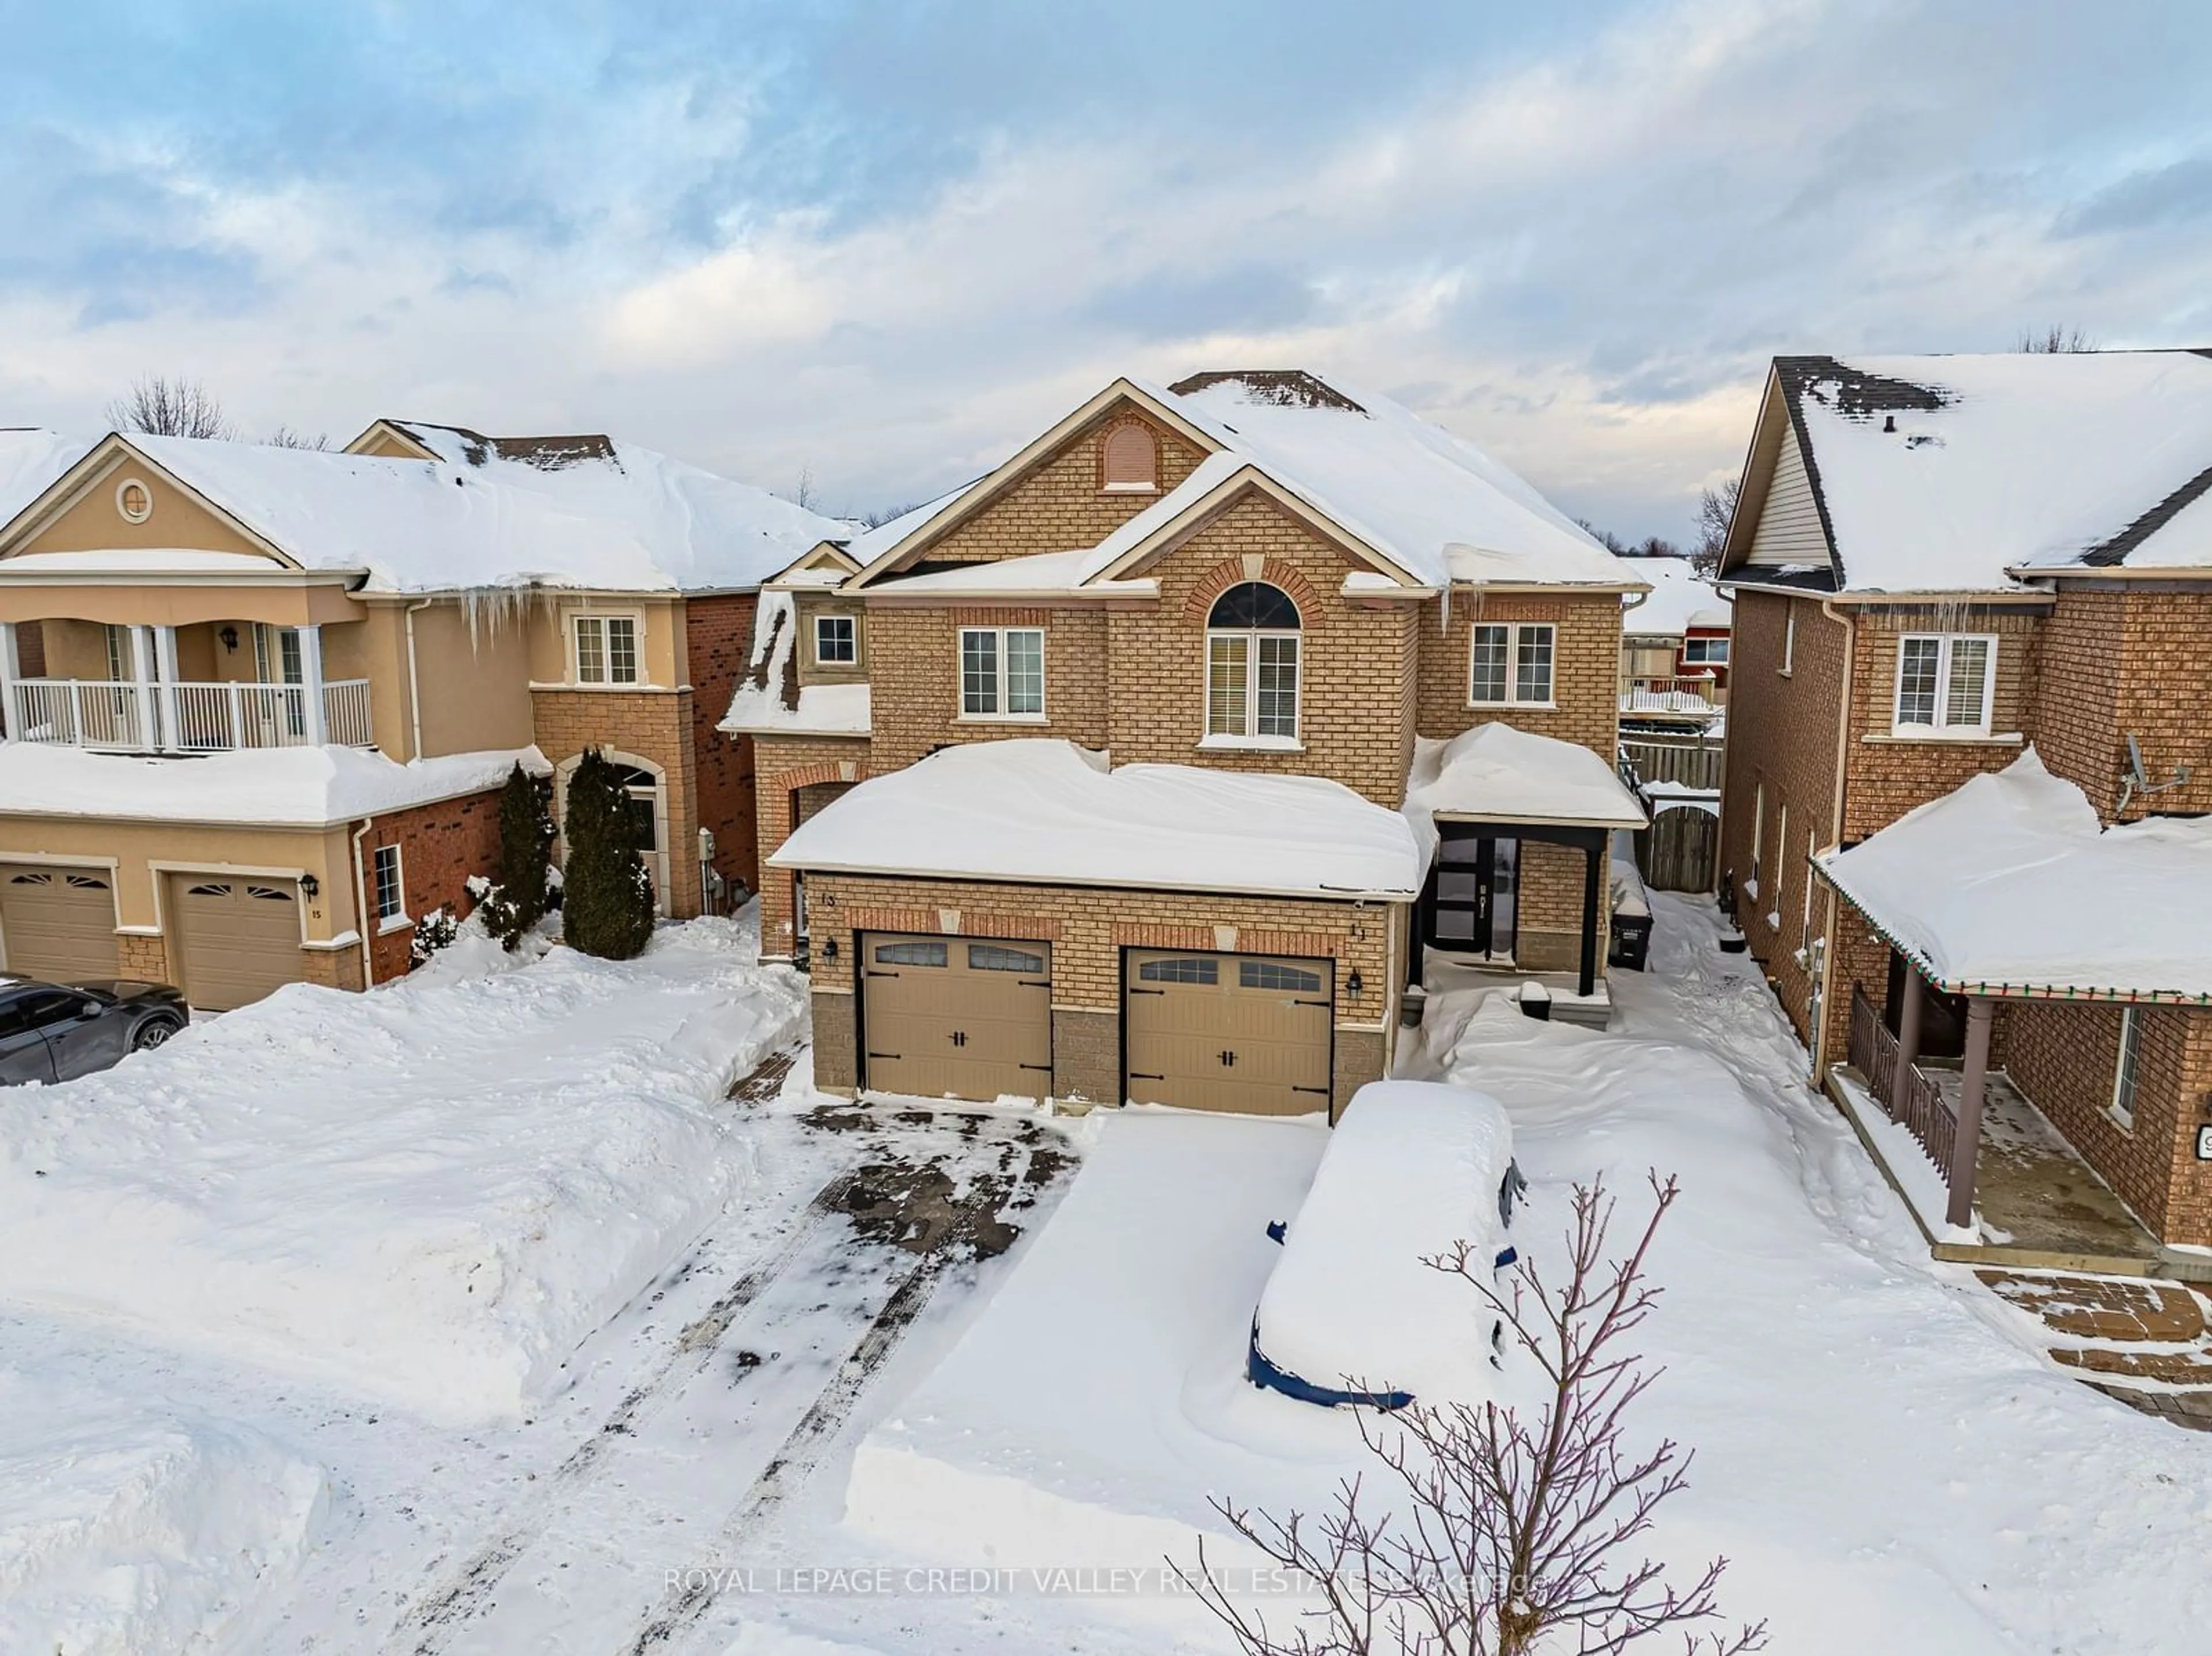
[[3, 678, 376, 752], [1619, 674, 1721, 715]]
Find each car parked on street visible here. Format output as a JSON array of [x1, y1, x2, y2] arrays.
[[0, 977, 189, 1085]]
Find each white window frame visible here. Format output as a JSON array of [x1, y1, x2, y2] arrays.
[[813, 613, 857, 666], [372, 843, 408, 931], [2111, 1006, 2144, 1128], [1799, 829, 1817, 948], [1747, 780, 1765, 900], [1204, 626, 1302, 747], [1684, 636, 1729, 665], [957, 626, 1046, 721], [570, 612, 643, 687], [1467, 622, 1556, 708], [1892, 632, 1997, 737]]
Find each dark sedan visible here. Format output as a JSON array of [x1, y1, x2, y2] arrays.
[[0, 977, 189, 1085]]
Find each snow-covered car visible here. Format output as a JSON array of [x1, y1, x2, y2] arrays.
[[0, 977, 187, 1085], [1249, 1079, 1521, 1409]]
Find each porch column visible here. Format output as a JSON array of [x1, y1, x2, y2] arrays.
[[0, 622, 17, 740], [1945, 996, 1995, 1231], [128, 624, 160, 749], [1578, 838, 1601, 999], [296, 623, 328, 745], [1894, 965, 1923, 1102], [153, 626, 181, 753]]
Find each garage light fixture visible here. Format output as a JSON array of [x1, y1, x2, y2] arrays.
[[821, 937, 839, 962], [1347, 969, 1363, 999], [300, 874, 320, 900]]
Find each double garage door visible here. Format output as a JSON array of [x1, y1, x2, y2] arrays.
[[856, 930, 1332, 1113]]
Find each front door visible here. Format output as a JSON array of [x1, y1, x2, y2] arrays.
[[1429, 835, 1518, 960]]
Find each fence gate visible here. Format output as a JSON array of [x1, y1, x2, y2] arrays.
[[1641, 806, 1718, 893]]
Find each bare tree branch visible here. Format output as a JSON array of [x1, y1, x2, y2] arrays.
[[1185, 1173, 1767, 1656], [105, 375, 234, 441], [2016, 324, 2096, 354]]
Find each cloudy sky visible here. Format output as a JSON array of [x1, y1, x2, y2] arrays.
[[3, 1, 2209, 537]]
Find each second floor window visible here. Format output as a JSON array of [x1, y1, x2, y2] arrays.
[[575, 615, 639, 685], [1205, 582, 1301, 741], [815, 614, 857, 665], [1469, 623, 1554, 706], [960, 627, 1044, 718], [1893, 634, 1994, 735], [1684, 636, 1729, 665]]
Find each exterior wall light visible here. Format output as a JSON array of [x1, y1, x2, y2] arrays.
[[1346, 969, 1363, 998], [300, 873, 320, 900]]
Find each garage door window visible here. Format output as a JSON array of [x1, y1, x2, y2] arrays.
[[1138, 956, 1218, 984], [968, 943, 1045, 973], [874, 939, 948, 967], [1238, 960, 1324, 993]]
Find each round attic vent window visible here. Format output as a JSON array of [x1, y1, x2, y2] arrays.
[[115, 479, 154, 524]]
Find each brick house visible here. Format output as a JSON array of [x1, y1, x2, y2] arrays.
[[1715, 349, 2212, 1250], [0, 422, 842, 1009], [728, 370, 1649, 1116]]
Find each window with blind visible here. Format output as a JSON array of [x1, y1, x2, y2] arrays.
[[1893, 635, 1994, 735]]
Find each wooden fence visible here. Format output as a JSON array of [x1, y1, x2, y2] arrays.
[[1621, 736, 1724, 791]]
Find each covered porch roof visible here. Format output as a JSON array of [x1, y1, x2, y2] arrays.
[[1403, 722, 1646, 840], [768, 737, 1421, 903], [1817, 749, 2212, 1006]]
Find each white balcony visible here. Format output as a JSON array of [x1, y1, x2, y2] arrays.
[[2, 677, 376, 752], [1619, 673, 1722, 716]]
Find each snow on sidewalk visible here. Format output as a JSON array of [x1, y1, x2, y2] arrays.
[[0, 1360, 325, 1656], [0, 916, 806, 1426]]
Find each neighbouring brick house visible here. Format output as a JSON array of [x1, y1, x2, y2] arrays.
[[1716, 348, 2212, 1249], [728, 370, 1650, 1116], [0, 420, 842, 1009]]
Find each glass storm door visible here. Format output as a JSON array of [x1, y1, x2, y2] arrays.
[[1431, 835, 1519, 960]]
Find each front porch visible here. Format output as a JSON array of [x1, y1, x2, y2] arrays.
[[1832, 987, 2201, 1278]]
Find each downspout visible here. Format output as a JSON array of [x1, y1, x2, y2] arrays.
[[1808, 594, 1855, 1080], [404, 598, 434, 761], [351, 816, 377, 991]]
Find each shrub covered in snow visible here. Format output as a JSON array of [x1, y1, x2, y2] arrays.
[[475, 761, 558, 950], [410, 905, 459, 963]]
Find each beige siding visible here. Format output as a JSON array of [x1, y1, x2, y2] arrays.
[[1744, 430, 1828, 568]]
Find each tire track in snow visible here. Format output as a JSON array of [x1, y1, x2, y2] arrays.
[[387, 1170, 859, 1655]]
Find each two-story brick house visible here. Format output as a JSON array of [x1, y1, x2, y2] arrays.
[[1716, 348, 2212, 1249], [0, 421, 842, 1007], [730, 370, 1648, 1115]]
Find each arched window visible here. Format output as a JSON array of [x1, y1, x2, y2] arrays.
[[1205, 582, 1301, 742], [1101, 422, 1158, 492]]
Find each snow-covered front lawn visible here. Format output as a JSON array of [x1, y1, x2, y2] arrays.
[[0, 918, 804, 1426]]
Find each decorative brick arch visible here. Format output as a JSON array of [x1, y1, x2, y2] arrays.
[[1182, 555, 1325, 629], [771, 759, 873, 793]]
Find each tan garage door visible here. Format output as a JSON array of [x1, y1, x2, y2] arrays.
[[168, 876, 303, 1011], [1125, 949, 1333, 1115], [860, 932, 1052, 1102], [0, 865, 120, 982]]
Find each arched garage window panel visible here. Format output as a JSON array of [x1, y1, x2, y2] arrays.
[[1205, 582, 1301, 741], [1101, 422, 1158, 492]]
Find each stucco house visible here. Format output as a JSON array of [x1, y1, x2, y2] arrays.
[[1715, 348, 2212, 1255], [728, 370, 1649, 1116], [0, 421, 843, 1007]]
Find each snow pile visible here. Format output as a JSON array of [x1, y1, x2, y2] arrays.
[[774, 737, 1422, 899], [0, 1364, 324, 1655], [1403, 722, 1646, 865], [0, 918, 806, 1424], [1786, 350, 2212, 589], [1816, 748, 2212, 998], [0, 742, 547, 827], [1252, 1081, 1513, 1405]]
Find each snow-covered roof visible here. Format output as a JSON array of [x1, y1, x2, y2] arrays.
[[1253, 1079, 1512, 1405], [1765, 351, 2212, 592], [0, 548, 289, 578], [861, 372, 1642, 596], [1165, 374, 1635, 590], [718, 590, 873, 738], [3, 429, 847, 596], [1404, 722, 1648, 839], [769, 738, 1421, 901], [1816, 749, 2212, 1002], [0, 744, 548, 828], [0, 430, 92, 525], [1622, 557, 1730, 635]]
